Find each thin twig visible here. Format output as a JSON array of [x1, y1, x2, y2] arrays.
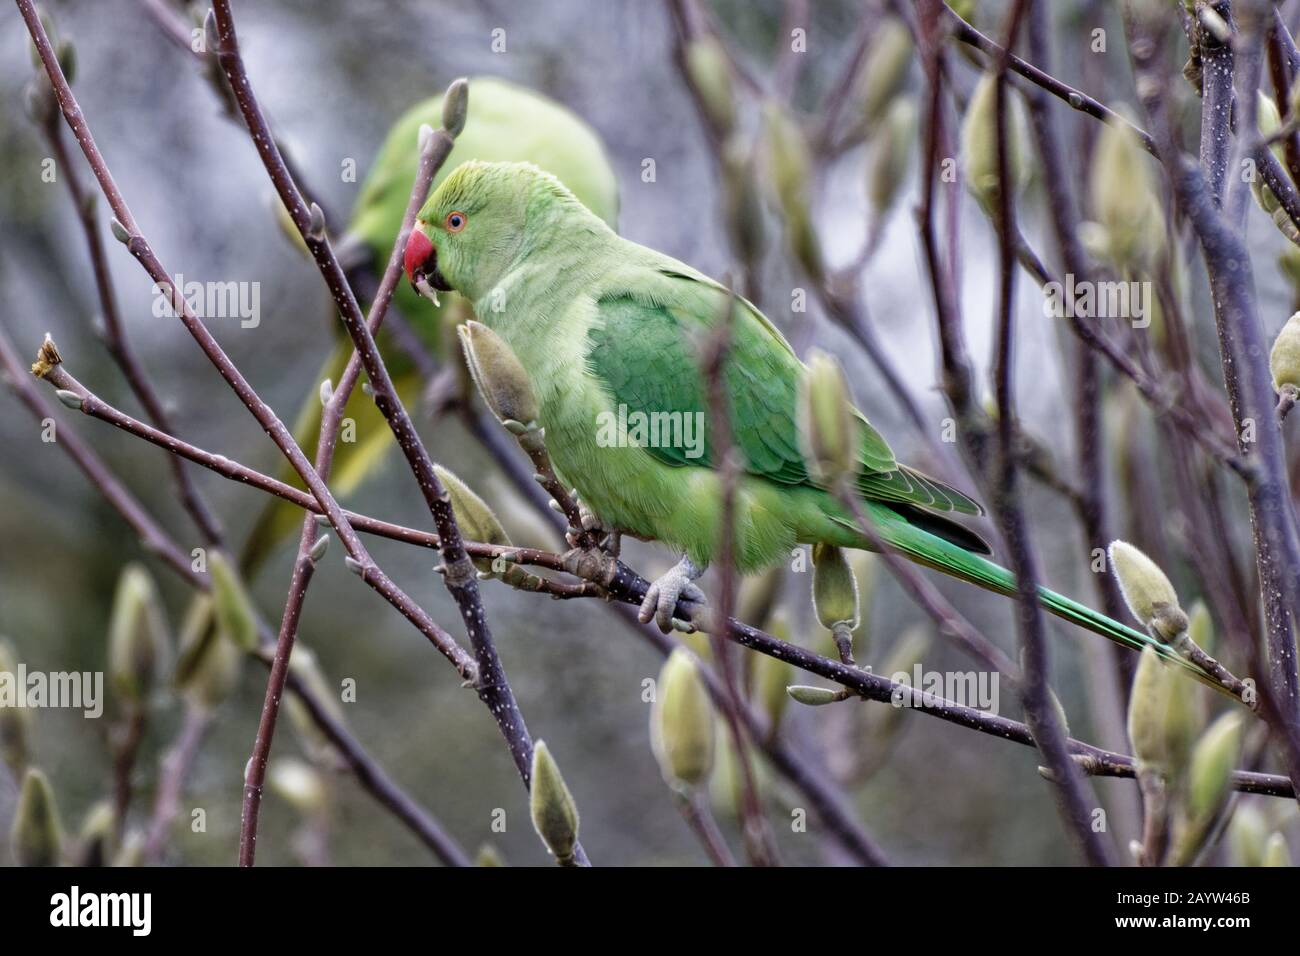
[[0, 328, 471, 865], [1127, 2, 1300, 798], [985, 0, 1115, 867], [205, 0, 583, 864]]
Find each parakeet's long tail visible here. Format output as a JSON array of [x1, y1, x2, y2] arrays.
[[845, 508, 1233, 697]]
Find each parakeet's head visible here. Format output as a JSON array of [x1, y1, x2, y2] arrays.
[[405, 160, 610, 305]]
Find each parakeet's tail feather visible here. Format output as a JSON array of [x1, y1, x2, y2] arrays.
[[836, 509, 1233, 697], [890, 503, 992, 555]]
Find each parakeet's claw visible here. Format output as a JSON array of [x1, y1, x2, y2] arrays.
[[638, 556, 707, 633]]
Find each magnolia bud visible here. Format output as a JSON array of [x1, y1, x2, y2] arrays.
[[1228, 804, 1267, 866], [812, 544, 859, 630], [721, 141, 767, 269], [11, 768, 62, 866], [107, 564, 170, 706], [0, 638, 31, 774], [475, 843, 506, 866], [651, 649, 716, 789], [798, 350, 860, 487], [441, 77, 469, 138], [73, 801, 115, 867], [762, 102, 821, 279], [787, 684, 842, 706], [1128, 644, 1201, 778], [270, 193, 311, 258], [56, 39, 75, 85], [529, 740, 580, 863], [684, 37, 735, 135], [859, 18, 913, 125], [1252, 93, 1288, 223], [1270, 312, 1300, 392], [1108, 540, 1184, 639], [210, 551, 258, 652], [269, 757, 328, 816], [286, 645, 347, 768], [961, 74, 1018, 215], [173, 594, 243, 712], [869, 98, 916, 219], [434, 465, 510, 549], [1263, 832, 1292, 867], [752, 636, 795, 731], [1187, 712, 1242, 823], [457, 320, 539, 426], [1128, 645, 1172, 771], [1089, 111, 1164, 270]]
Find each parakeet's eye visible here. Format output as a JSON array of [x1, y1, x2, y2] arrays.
[[445, 211, 467, 233]]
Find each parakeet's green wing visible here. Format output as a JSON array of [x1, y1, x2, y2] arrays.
[[585, 269, 983, 522]]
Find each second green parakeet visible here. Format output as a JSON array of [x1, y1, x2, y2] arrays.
[[242, 77, 619, 571]]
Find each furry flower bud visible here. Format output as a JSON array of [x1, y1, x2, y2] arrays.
[[1270, 312, 1300, 392], [441, 77, 469, 138], [787, 684, 842, 706], [798, 350, 860, 487], [210, 551, 258, 652], [434, 464, 510, 548], [107, 564, 170, 706], [173, 594, 243, 712], [651, 649, 716, 789], [1089, 112, 1164, 270], [812, 544, 859, 630], [11, 768, 62, 866], [859, 18, 913, 125], [1108, 540, 1186, 641], [961, 74, 1025, 215], [529, 740, 580, 863], [1187, 712, 1242, 823], [684, 37, 735, 135], [457, 320, 539, 426]]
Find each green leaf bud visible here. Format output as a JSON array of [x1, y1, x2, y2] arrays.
[[1187, 712, 1242, 824], [107, 563, 170, 706], [651, 649, 716, 789], [441, 77, 469, 138], [210, 551, 258, 652], [798, 350, 861, 488], [174, 594, 243, 712], [1270, 312, 1300, 392], [859, 19, 913, 125], [11, 768, 62, 866], [787, 684, 842, 706], [529, 740, 580, 863], [684, 37, 735, 135], [1108, 540, 1184, 639], [457, 320, 540, 426]]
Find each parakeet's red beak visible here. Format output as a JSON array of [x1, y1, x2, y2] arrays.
[[404, 225, 453, 303], [404, 227, 434, 286]]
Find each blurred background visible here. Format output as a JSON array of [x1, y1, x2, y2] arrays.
[[0, 0, 1296, 866]]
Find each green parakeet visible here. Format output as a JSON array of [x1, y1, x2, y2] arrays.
[[404, 159, 1218, 684], [241, 78, 619, 572]]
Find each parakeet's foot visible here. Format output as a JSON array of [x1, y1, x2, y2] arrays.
[[638, 556, 707, 633]]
